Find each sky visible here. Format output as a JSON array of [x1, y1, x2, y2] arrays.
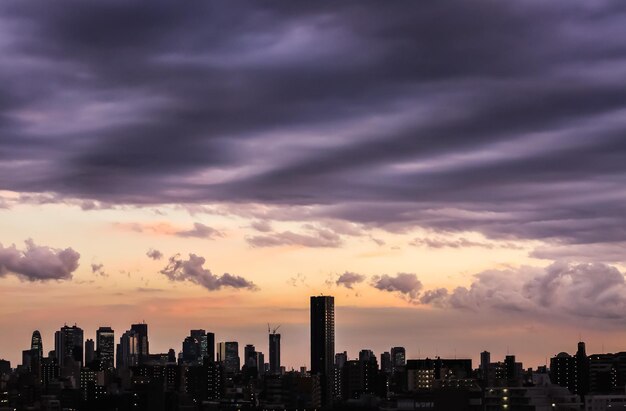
[[2, 0, 626, 370]]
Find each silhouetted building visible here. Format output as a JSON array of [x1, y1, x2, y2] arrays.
[[117, 329, 139, 369], [130, 323, 149, 363], [311, 295, 335, 407], [257, 351, 265, 376], [480, 351, 490, 380], [391, 346, 406, 372], [31, 330, 43, 359], [96, 326, 114, 371], [381, 351, 392, 373], [244, 344, 257, 368], [217, 341, 240, 374], [54, 324, 84, 368], [550, 342, 590, 396], [85, 339, 95, 365], [269, 332, 281, 374]]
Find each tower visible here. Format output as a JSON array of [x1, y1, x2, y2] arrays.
[[96, 327, 115, 371], [31, 330, 43, 359], [269, 331, 281, 374], [311, 295, 335, 407]]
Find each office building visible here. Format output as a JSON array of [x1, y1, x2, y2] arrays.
[[311, 295, 335, 407]]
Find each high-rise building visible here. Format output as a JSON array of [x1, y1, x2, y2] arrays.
[[117, 329, 139, 369], [31, 330, 43, 359], [191, 329, 208, 359], [54, 324, 84, 368], [575, 341, 590, 397], [96, 327, 115, 371], [130, 323, 149, 363], [311, 295, 335, 407], [244, 344, 257, 368], [206, 332, 215, 362], [269, 333, 281, 374], [480, 351, 490, 380], [390, 347, 406, 372], [381, 352, 392, 373], [85, 339, 96, 365], [256, 351, 265, 376], [217, 342, 240, 374]]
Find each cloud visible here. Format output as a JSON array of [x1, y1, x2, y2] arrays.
[[0, 0, 625, 253], [116, 222, 222, 239], [175, 222, 223, 239], [250, 220, 273, 233], [91, 263, 107, 277], [0, 239, 80, 281], [146, 248, 163, 260], [246, 227, 341, 248], [371, 273, 422, 301], [159, 253, 257, 291], [409, 237, 521, 250], [421, 262, 626, 320], [336, 271, 366, 289]]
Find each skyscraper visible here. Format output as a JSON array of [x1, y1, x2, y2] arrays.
[[130, 323, 149, 363], [54, 324, 84, 368], [269, 332, 281, 374], [96, 327, 115, 372], [217, 342, 240, 374], [117, 329, 139, 369], [390, 346, 406, 372], [244, 344, 257, 368], [311, 295, 335, 407], [85, 339, 95, 365], [480, 351, 491, 380], [31, 330, 43, 359], [206, 332, 215, 362], [191, 329, 208, 359]]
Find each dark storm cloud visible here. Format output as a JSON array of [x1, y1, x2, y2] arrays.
[[160, 253, 257, 291], [2, 0, 626, 250], [0, 239, 80, 281]]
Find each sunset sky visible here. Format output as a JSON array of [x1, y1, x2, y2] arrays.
[[2, 0, 626, 370]]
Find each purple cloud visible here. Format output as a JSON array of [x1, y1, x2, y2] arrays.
[[0, 239, 80, 281]]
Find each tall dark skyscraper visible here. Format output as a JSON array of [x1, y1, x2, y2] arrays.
[[244, 344, 256, 368], [117, 329, 139, 369], [480, 350, 490, 379], [54, 324, 84, 367], [85, 339, 95, 365], [191, 329, 208, 359], [206, 332, 215, 362], [310, 295, 335, 407], [391, 346, 406, 372], [31, 330, 43, 359], [96, 327, 115, 372], [217, 342, 240, 374], [269, 332, 281, 374], [130, 323, 149, 363]]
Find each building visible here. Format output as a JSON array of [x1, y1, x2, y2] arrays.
[[480, 351, 491, 380], [381, 351, 392, 374], [269, 332, 281, 374], [217, 342, 240, 374], [550, 342, 590, 396], [54, 324, 84, 368], [96, 326, 115, 371], [85, 339, 95, 365], [244, 344, 256, 368], [130, 323, 149, 363], [117, 329, 139, 369], [311, 295, 335, 407], [31, 331, 43, 359], [391, 346, 406, 372]]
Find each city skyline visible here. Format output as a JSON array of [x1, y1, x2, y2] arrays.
[[2, 0, 626, 386]]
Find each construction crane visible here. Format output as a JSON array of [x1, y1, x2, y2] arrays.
[[267, 324, 281, 335]]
